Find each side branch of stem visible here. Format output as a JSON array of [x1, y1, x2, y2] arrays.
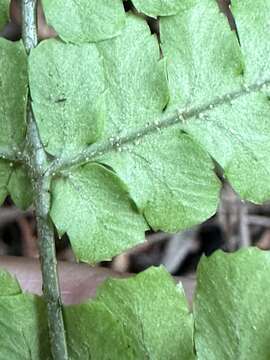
[[48, 78, 270, 174]]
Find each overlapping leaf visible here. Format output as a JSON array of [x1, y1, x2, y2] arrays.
[[194, 248, 270, 360], [0, 269, 21, 296], [0, 161, 32, 209], [3, 249, 270, 359], [29, 39, 106, 159], [7, 164, 33, 209], [0, 39, 27, 151], [0, 39, 32, 208], [131, 0, 182, 17], [51, 163, 147, 263], [231, 0, 270, 83], [0, 267, 194, 359], [42, 0, 126, 43], [0, 271, 50, 359], [66, 267, 194, 359], [97, 15, 220, 232], [160, 0, 270, 203], [5, 0, 270, 264], [48, 14, 220, 262]]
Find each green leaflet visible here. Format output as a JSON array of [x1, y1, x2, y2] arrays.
[[0, 161, 9, 204], [7, 164, 33, 209], [28, 0, 270, 264], [49, 14, 220, 262], [0, 269, 21, 296], [0, 39, 28, 150], [29, 39, 106, 159], [51, 163, 147, 263], [3, 247, 270, 359], [0, 39, 32, 208], [42, 0, 126, 43], [231, 0, 270, 83], [194, 248, 270, 360], [4, 248, 270, 360], [0, 270, 50, 359], [0, 267, 194, 359], [0, 295, 51, 359], [131, 0, 182, 17], [160, 0, 243, 109], [97, 14, 220, 232], [66, 267, 194, 359], [160, 0, 270, 203], [0, 160, 32, 209], [0, 0, 9, 31]]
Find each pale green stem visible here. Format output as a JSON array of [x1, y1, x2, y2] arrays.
[[21, 1, 69, 359], [48, 78, 270, 174]]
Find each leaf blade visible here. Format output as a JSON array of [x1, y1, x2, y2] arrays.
[[51, 163, 147, 263], [65, 266, 195, 359], [29, 39, 106, 158], [132, 0, 182, 17], [97, 14, 220, 232], [194, 248, 270, 360], [0, 39, 28, 150], [160, 0, 270, 203], [42, 0, 126, 43]]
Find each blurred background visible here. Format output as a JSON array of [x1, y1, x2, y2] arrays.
[[1, 181, 270, 276]]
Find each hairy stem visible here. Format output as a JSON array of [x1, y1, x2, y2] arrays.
[[22, 1, 68, 359], [48, 77, 270, 175]]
